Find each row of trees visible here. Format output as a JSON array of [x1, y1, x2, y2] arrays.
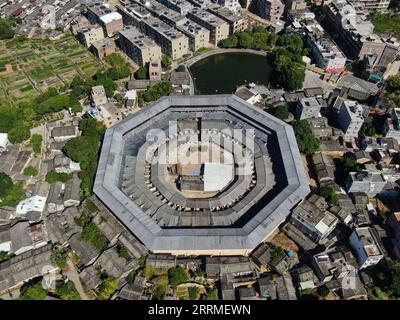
[[0, 172, 25, 206], [138, 81, 173, 107], [218, 27, 306, 91], [0, 18, 17, 40], [63, 117, 106, 197], [381, 74, 400, 109]]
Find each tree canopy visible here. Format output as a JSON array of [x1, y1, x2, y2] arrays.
[[7, 125, 30, 143], [319, 186, 339, 206], [293, 120, 320, 155], [168, 266, 189, 288], [23, 166, 38, 177], [135, 66, 148, 80], [19, 282, 47, 300], [0, 18, 15, 40], [55, 280, 80, 300], [97, 277, 119, 300], [63, 117, 105, 197], [161, 54, 172, 70], [271, 104, 289, 120], [45, 170, 72, 183], [0, 172, 13, 198], [30, 134, 42, 154], [51, 247, 69, 269]]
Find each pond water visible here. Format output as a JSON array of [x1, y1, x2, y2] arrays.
[[189, 52, 273, 94]]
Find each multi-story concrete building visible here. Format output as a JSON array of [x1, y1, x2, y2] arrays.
[[187, 8, 230, 45], [140, 15, 189, 59], [116, 2, 151, 27], [118, 26, 162, 66], [159, 8, 188, 27], [207, 5, 248, 34], [383, 108, 400, 143], [77, 24, 104, 47], [347, 0, 391, 12], [149, 59, 162, 80], [345, 171, 387, 197], [90, 85, 108, 107], [305, 33, 347, 73], [338, 99, 365, 140], [155, 0, 193, 14], [296, 97, 321, 120], [177, 19, 211, 51], [312, 247, 354, 283], [90, 38, 117, 60], [254, 0, 284, 23], [291, 195, 338, 243], [135, 0, 170, 17], [86, 3, 123, 37], [215, 0, 242, 13], [323, 0, 399, 70], [349, 227, 384, 269]]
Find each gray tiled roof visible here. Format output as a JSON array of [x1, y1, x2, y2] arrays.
[[94, 95, 310, 253]]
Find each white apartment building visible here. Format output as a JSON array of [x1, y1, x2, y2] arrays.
[[296, 97, 322, 120], [383, 108, 400, 143], [338, 99, 365, 139], [349, 227, 384, 269]]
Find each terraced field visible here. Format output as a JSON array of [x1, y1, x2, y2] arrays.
[[0, 34, 103, 107]]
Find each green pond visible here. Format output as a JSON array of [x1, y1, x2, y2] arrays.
[[189, 52, 272, 94]]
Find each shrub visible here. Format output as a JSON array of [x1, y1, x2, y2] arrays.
[[45, 170, 72, 183], [55, 280, 80, 300], [30, 134, 42, 154], [168, 266, 189, 288], [81, 223, 109, 251], [19, 282, 47, 300], [23, 166, 38, 177], [51, 247, 68, 269]]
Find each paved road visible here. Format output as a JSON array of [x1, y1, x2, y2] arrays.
[[65, 259, 90, 300]]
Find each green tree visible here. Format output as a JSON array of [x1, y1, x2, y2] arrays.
[[0, 18, 15, 40], [0, 181, 25, 207], [51, 247, 68, 269], [81, 223, 109, 251], [168, 266, 189, 288], [23, 166, 38, 177], [202, 287, 218, 300], [55, 280, 80, 300], [152, 285, 166, 300], [386, 75, 400, 93], [293, 120, 320, 155], [188, 286, 199, 300], [388, 261, 400, 298], [19, 282, 47, 300], [360, 122, 376, 137], [30, 134, 42, 154], [320, 186, 339, 206], [271, 105, 289, 120], [237, 32, 254, 48], [8, 125, 30, 143], [269, 244, 286, 264], [97, 277, 119, 300], [161, 54, 172, 70], [0, 251, 10, 262], [0, 111, 16, 133], [0, 172, 13, 198], [273, 53, 305, 91], [135, 66, 148, 80], [176, 65, 186, 72], [45, 170, 72, 183], [219, 35, 238, 48]]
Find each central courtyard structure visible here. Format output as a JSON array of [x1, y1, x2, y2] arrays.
[[94, 95, 310, 255]]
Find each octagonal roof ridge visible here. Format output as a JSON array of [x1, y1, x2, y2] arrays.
[[94, 94, 310, 254]]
